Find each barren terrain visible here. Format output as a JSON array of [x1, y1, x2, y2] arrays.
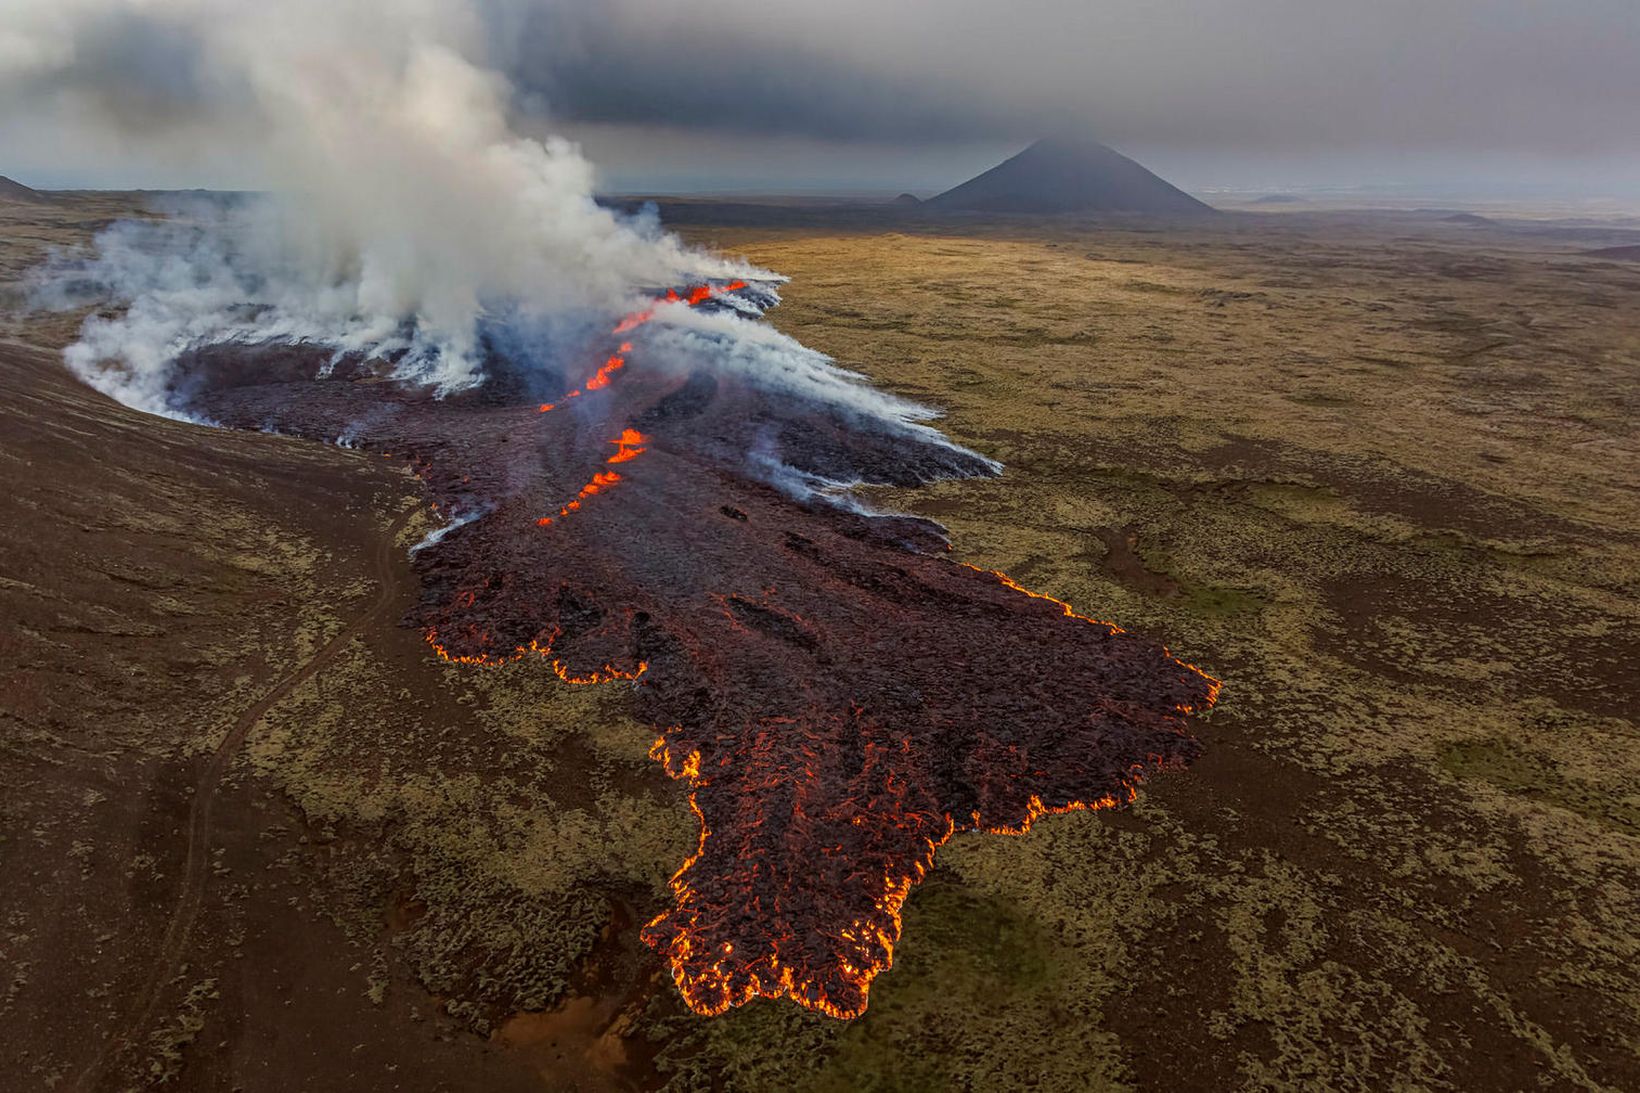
[[2, 193, 1637, 1090]]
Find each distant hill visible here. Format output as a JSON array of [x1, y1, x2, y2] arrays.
[[890, 192, 923, 207], [0, 175, 47, 203], [1584, 245, 1640, 261], [1252, 194, 1308, 205], [926, 138, 1212, 215]]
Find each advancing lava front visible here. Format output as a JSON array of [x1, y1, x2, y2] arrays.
[[171, 282, 1220, 1019]]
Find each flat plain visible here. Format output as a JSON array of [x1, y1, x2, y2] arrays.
[[2, 192, 1637, 1090]]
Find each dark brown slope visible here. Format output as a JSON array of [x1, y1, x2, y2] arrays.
[[1585, 244, 1640, 261], [0, 342, 562, 1091], [0, 174, 49, 202], [927, 137, 1212, 215]]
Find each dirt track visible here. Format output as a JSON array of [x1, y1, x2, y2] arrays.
[[0, 332, 555, 1090], [73, 509, 414, 1090]]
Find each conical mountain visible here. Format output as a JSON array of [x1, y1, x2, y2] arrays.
[[927, 138, 1212, 215]]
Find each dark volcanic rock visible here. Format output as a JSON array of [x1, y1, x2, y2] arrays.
[[927, 137, 1213, 216], [168, 283, 1218, 1019]]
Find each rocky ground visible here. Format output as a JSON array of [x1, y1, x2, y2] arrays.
[[2, 192, 1636, 1090]]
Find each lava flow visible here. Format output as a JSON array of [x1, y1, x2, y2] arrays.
[[165, 277, 1220, 1021]]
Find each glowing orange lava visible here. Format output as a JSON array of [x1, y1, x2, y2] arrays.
[[529, 283, 743, 528], [613, 279, 747, 335], [586, 353, 626, 391], [530, 284, 723, 520], [607, 428, 647, 464], [962, 563, 1223, 709]]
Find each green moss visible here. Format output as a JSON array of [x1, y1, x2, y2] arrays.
[[658, 878, 1067, 1093], [1135, 544, 1267, 618], [813, 883, 1055, 1090], [1440, 739, 1640, 834], [14, 210, 1629, 1090], [1179, 582, 1267, 618]]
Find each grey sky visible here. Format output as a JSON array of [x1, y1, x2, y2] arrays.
[[4, 0, 1638, 198], [509, 1, 1640, 154]]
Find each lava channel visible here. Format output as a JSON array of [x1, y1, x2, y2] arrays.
[[165, 279, 1220, 1020]]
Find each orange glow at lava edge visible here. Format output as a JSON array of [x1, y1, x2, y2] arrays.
[[639, 565, 1220, 1021], [424, 627, 647, 684], [641, 748, 1149, 1020], [962, 563, 1223, 709]]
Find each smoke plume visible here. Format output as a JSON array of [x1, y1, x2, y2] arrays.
[[8, 0, 764, 411]]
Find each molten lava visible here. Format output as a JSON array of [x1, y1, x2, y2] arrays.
[[607, 429, 646, 464], [165, 277, 1220, 1022]]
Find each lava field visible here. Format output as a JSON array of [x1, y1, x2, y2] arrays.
[[170, 282, 1219, 1019]]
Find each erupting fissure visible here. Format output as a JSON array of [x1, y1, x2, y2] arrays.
[[532, 283, 738, 527]]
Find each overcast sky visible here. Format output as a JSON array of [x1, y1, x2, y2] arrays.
[[5, 0, 1639, 200]]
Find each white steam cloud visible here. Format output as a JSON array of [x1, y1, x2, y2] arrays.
[[648, 303, 949, 435], [6, 0, 762, 411]]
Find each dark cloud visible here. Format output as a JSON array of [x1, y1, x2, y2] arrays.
[[11, 7, 217, 133], [496, 0, 1640, 156], [500, 7, 1031, 142], [3, 0, 1636, 192]]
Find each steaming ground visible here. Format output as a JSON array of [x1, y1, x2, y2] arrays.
[[35, 198, 767, 417], [3, 191, 1638, 1090]]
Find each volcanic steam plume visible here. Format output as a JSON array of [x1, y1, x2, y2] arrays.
[[18, 0, 1219, 1021]]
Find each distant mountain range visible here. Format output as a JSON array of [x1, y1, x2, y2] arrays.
[[927, 138, 1212, 215]]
